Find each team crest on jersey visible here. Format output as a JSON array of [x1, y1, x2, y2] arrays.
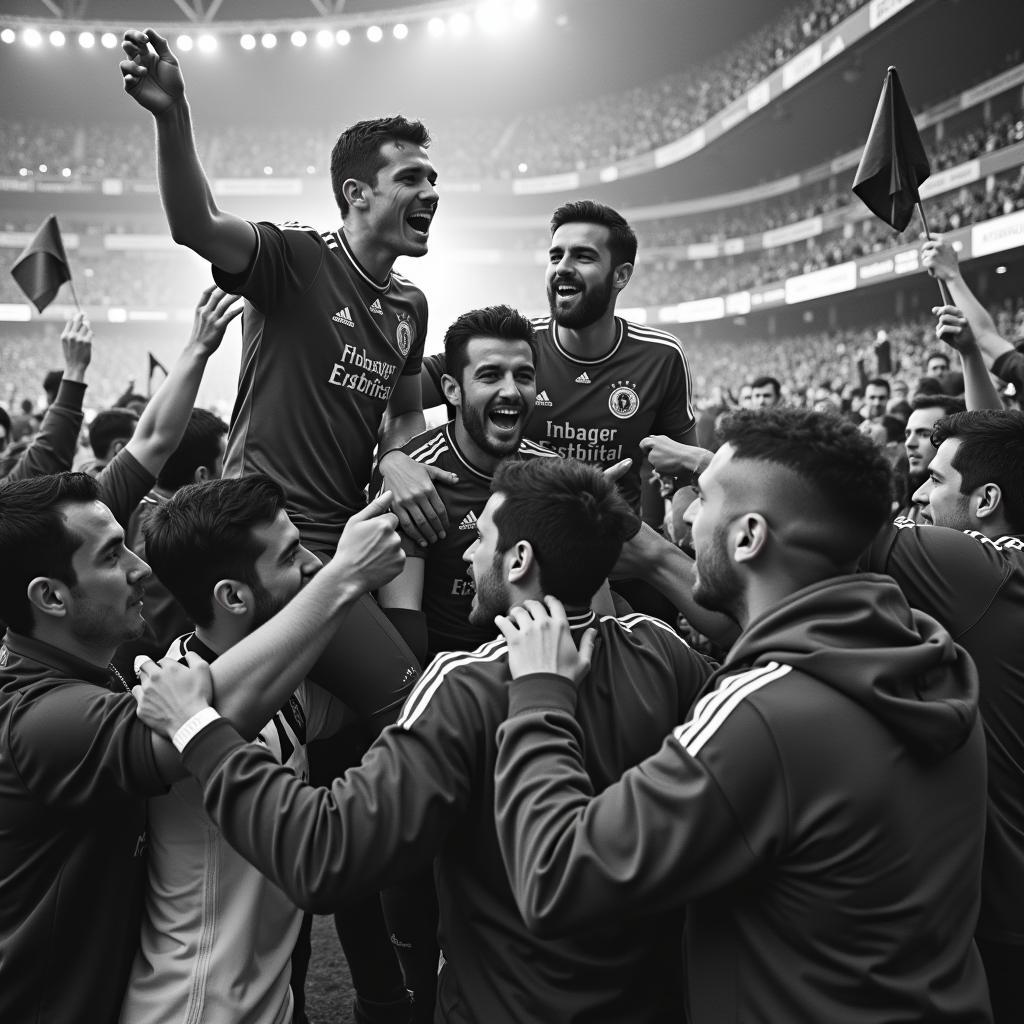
[[608, 380, 640, 419], [395, 313, 415, 357]]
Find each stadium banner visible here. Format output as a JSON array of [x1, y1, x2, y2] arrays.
[[0, 303, 32, 321], [749, 285, 787, 310], [782, 42, 822, 91], [725, 291, 752, 316], [0, 231, 79, 249], [104, 234, 179, 251], [512, 172, 579, 195], [662, 297, 725, 323], [687, 242, 722, 260], [746, 81, 772, 114], [785, 262, 857, 304], [961, 63, 1024, 110], [972, 209, 1024, 258], [762, 217, 823, 249], [655, 129, 706, 168], [0, 177, 34, 193], [101, 179, 124, 196], [869, 0, 917, 30], [918, 160, 981, 200]]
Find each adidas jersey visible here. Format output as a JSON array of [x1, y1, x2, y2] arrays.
[[371, 422, 558, 658], [864, 521, 1024, 943], [214, 222, 427, 553], [422, 317, 695, 513]]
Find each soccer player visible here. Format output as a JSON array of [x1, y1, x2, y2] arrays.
[[491, 409, 990, 1023], [120, 475, 353, 1024], [375, 304, 559, 662], [135, 458, 714, 1023], [421, 200, 697, 515], [0, 474, 403, 1024]]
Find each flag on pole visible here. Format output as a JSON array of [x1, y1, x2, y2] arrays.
[[10, 215, 72, 313], [852, 67, 931, 232], [147, 352, 169, 396]]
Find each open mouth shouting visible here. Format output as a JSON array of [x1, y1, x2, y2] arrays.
[[487, 404, 523, 437], [406, 208, 435, 239]]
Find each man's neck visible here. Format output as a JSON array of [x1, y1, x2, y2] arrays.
[[340, 221, 395, 284], [194, 623, 239, 657], [32, 623, 115, 670], [451, 417, 500, 475], [554, 310, 618, 359]]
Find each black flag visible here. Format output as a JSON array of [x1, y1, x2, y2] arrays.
[[10, 215, 72, 313]]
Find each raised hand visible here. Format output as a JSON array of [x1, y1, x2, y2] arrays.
[[932, 304, 975, 353], [921, 239, 960, 282], [639, 435, 710, 479], [496, 596, 596, 686], [60, 311, 92, 383], [379, 450, 457, 547], [121, 28, 185, 116], [188, 285, 244, 358], [331, 490, 406, 594]]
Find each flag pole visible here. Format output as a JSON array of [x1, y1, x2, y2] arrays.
[[914, 200, 953, 306], [67, 277, 82, 313]]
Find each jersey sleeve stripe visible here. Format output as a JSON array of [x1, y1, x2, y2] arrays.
[[673, 662, 790, 757], [397, 638, 508, 729], [518, 439, 560, 458], [406, 434, 449, 463], [613, 612, 692, 646]]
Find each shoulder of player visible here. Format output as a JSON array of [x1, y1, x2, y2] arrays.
[[600, 611, 693, 651], [620, 320, 690, 364], [401, 426, 455, 468], [891, 518, 1015, 574], [396, 638, 509, 730]]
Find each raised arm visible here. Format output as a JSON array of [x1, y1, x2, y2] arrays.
[[931, 305, 1004, 412], [123, 285, 241, 478], [121, 28, 256, 273]]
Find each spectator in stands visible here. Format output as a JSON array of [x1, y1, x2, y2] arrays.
[[749, 375, 782, 409], [859, 377, 890, 435], [925, 350, 952, 380]]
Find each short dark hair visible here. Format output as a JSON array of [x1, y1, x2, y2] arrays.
[[0, 472, 98, 634], [88, 408, 139, 460], [550, 200, 638, 268], [490, 458, 637, 605], [931, 410, 1024, 532], [750, 376, 781, 396], [330, 115, 431, 216], [156, 408, 228, 491], [880, 414, 906, 444], [865, 378, 891, 397], [911, 394, 965, 416], [718, 408, 892, 564], [925, 349, 951, 368], [443, 305, 538, 387], [144, 475, 288, 629]]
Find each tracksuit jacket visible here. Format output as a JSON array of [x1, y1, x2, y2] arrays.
[[494, 574, 993, 1023]]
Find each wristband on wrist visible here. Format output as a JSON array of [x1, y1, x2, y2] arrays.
[[378, 447, 404, 465], [171, 707, 221, 753]]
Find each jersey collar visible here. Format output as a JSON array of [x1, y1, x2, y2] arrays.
[[550, 317, 624, 365], [334, 229, 392, 292], [1, 629, 112, 687]]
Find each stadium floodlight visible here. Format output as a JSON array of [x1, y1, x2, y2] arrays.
[[49, 30, 66, 47], [306, 165, 317, 174], [1, 28, 15, 44], [100, 32, 118, 48], [315, 29, 334, 48], [263, 166, 273, 175], [240, 33, 256, 50], [198, 34, 217, 53], [517, 161, 528, 173], [261, 32, 277, 49], [393, 23, 408, 40], [513, 0, 539, 19], [38, 164, 48, 173], [427, 16, 445, 37], [18, 167, 28, 176], [291, 30, 307, 47], [61, 168, 71, 178], [176, 34, 193, 51], [476, 1, 509, 34], [23, 28, 43, 48], [449, 11, 471, 36], [78, 31, 95, 48], [336, 28, 351, 45], [367, 25, 383, 43]]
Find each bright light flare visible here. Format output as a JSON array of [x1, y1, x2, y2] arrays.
[[261, 32, 277, 49], [240, 33, 256, 50], [393, 23, 408, 40], [49, 30, 66, 47], [316, 29, 334, 48], [449, 12, 471, 36], [176, 34, 193, 51], [23, 28, 42, 48], [100, 32, 118, 48], [336, 29, 351, 45], [78, 31, 95, 48], [198, 34, 217, 53], [427, 17, 445, 37], [367, 25, 383, 43], [290, 30, 307, 47]]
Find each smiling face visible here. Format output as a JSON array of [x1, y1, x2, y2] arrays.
[[546, 221, 621, 329], [449, 337, 537, 464], [362, 139, 439, 260], [63, 500, 152, 650]]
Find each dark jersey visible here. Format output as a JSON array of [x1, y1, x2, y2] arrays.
[[214, 221, 427, 551], [423, 316, 694, 512], [864, 519, 1024, 943], [181, 612, 713, 1023], [0, 631, 166, 1024], [372, 422, 558, 659]]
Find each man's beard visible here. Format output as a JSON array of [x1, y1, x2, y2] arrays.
[[462, 401, 523, 459], [251, 583, 292, 630], [467, 553, 510, 628], [692, 522, 743, 619], [548, 270, 615, 329]]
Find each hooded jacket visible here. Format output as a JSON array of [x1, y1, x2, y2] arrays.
[[495, 574, 992, 1023]]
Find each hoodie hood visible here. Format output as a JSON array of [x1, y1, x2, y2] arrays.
[[724, 573, 978, 760]]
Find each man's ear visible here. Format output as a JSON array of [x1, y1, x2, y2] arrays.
[[506, 540, 537, 585], [342, 177, 368, 210], [974, 482, 1003, 521], [731, 513, 769, 565], [441, 373, 463, 410], [612, 261, 634, 293], [26, 577, 69, 620], [212, 579, 252, 618]]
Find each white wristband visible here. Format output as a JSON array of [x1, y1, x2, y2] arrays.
[[171, 707, 222, 753]]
